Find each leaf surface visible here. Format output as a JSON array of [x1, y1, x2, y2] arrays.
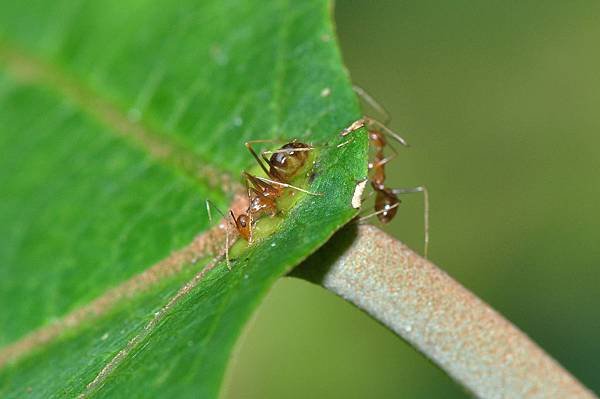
[[0, 0, 366, 397]]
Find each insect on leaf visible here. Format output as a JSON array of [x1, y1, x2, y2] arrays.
[[0, 0, 367, 397]]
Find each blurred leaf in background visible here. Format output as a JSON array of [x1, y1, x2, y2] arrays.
[[226, 1, 600, 398]]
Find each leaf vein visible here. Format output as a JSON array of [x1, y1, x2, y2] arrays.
[[0, 38, 234, 193]]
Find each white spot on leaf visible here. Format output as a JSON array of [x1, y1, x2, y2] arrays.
[[352, 179, 368, 209]]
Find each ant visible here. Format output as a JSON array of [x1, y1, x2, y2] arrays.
[[342, 86, 430, 257], [206, 140, 317, 269], [229, 140, 319, 244]]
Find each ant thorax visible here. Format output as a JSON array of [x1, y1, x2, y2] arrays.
[[248, 191, 277, 218], [368, 130, 386, 149]]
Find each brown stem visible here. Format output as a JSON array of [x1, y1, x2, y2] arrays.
[[293, 224, 597, 399]]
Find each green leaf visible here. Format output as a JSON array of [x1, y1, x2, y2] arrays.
[[0, 0, 367, 397]]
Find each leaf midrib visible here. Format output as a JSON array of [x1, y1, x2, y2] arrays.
[[0, 37, 234, 194], [0, 36, 249, 370], [0, 220, 228, 368]]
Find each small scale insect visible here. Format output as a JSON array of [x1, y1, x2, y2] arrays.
[[229, 140, 319, 244], [342, 86, 430, 257]]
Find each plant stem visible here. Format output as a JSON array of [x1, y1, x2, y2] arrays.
[[293, 224, 597, 399]]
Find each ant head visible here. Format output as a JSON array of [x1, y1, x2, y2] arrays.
[[369, 130, 386, 148], [374, 187, 399, 224], [269, 142, 310, 181], [232, 212, 252, 241]]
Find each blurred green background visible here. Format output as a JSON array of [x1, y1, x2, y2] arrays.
[[225, 1, 600, 398]]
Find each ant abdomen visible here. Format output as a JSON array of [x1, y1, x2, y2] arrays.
[[373, 184, 400, 224], [269, 142, 310, 181]]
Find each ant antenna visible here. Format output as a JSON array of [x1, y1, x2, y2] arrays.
[[365, 117, 409, 147], [392, 186, 430, 259], [260, 146, 313, 156], [353, 85, 391, 125], [253, 175, 323, 196], [205, 199, 231, 269], [339, 117, 409, 148], [206, 200, 213, 224], [245, 142, 271, 177]]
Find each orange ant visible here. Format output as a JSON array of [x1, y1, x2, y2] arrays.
[[229, 140, 319, 244], [342, 86, 430, 257]]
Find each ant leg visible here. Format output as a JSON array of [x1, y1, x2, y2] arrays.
[[364, 117, 409, 147], [245, 139, 285, 145], [244, 139, 289, 165], [340, 118, 366, 137], [392, 186, 430, 259], [352, 85, 391, 125], [253, 175, 323, 196], [243, 172, 271, 199], [244, 174, 252, 198], [244, 172, 279, 196], [206, 199, 231, 269], [357, 202, 400, 222], [224, 218, 230, 270], [339, 116, 408, 147], [245, 141, 272, 177], [260, 145, 314, 157], [370, 146, 398, 170]]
